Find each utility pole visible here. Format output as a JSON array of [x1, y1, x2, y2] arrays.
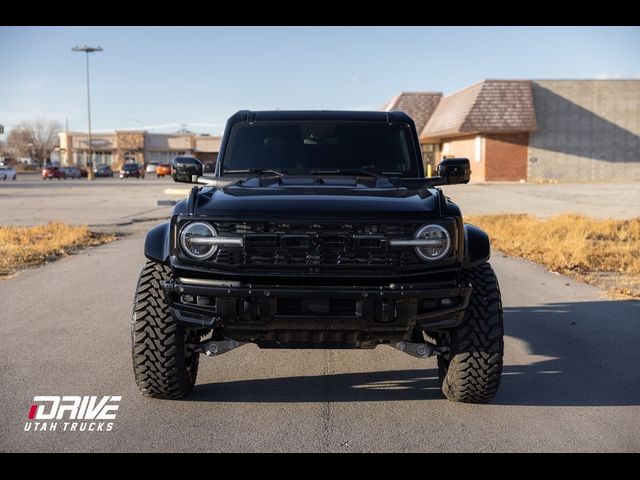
[[72, 44, 103, 180]]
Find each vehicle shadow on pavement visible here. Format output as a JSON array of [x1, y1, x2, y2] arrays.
[[494, 300, 640, 407], [189, 368, 445, 403], [189, 300, 640, 406]]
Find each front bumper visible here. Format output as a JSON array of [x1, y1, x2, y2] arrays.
[[162, 277, 471, 348]]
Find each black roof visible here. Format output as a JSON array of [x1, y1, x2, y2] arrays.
[[231, 110, 414, 123]]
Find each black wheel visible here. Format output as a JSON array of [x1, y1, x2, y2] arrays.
[[437, 262, 504, 403], [131, 261, 201, 399]]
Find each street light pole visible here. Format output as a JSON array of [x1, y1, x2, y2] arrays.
[[72, 44, 102, 181]]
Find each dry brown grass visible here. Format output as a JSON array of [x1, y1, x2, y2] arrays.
[[0, 222, 115, 277], [466, 214, 640, 298]]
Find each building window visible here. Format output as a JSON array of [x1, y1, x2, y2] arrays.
[[474, 135, 483, 163], [124, 151, 137, 164], [421, 143, 438, 173], [94, 151, 113, 166], [146, 151, 187, 164], [73, 152, 89, 166]]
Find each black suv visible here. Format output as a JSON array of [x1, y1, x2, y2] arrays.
[[132, 111, 503, 403]]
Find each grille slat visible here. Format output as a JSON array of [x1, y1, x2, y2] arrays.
[[210, 222, 422, 271]]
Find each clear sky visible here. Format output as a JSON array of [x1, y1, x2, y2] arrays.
[[1, 26, 639, 139]]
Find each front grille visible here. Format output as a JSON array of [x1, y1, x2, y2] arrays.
[[208, 222, 423, 273]]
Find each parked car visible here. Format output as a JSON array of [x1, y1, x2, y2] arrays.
[[42, 166, 66, 180], [94, 164, 114, 177], [0, 166, 17, 180], [120, 163, 144, 179], [156, 163, 171, 178], [145, 162, 159, 174], [132, 110, 503, 404], [60, 166, 82, 179]]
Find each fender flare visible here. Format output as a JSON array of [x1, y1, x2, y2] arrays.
[[463, 223, 491, 268], [144, 222, 171, 264]]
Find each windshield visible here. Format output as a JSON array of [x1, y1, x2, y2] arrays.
[[221, 121, 419, 176]]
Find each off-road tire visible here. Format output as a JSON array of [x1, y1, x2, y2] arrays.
[[437, 262, 503, 403], [131, 260, 200, 399]]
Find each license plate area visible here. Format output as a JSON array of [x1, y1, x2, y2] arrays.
[[277, 298, 356, 316]]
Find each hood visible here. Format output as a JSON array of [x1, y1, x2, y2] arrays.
[[190, 176, 441, 219]]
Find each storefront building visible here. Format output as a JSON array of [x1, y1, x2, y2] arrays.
[[383, 79, 640, 182], [58, 131, 221, 171]]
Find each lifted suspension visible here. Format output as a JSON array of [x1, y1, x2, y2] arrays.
[[199, 338, 247, 357]]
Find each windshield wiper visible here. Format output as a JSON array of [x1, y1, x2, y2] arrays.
[[223, 168, 288, 177], [310, 168, 383, 178]]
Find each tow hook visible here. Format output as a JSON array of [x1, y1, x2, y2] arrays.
[[392, 341, 444, 359], [199, 338, 247, 357]]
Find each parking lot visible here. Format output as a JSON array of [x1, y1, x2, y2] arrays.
[[0, 173, 173, 227], [2, 175, 639, 229], [1, 178, 639, 452], [444, 182, 640, 220]]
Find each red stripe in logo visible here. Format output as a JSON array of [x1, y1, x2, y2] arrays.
[[28, 405, 38, 420]]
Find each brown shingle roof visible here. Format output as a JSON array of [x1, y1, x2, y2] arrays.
[[421, 80, 537, 140], [382, 92, 443, 134]]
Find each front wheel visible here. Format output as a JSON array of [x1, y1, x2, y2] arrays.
[[131, 261, 201, 399], [437, 262, 504, 403]]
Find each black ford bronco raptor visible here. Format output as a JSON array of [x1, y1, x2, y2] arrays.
[[132, 110, 503, 403]]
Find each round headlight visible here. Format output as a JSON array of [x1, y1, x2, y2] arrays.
[[180, 222, 217, 259], [414, 224, 451, 261]]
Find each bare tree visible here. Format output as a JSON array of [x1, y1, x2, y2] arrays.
[[9, 118, 62, 167], [5, 127, 32, 162], [0, 138, 7, 165]]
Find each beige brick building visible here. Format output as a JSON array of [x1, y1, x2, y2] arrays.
[[383, 79, 640, 182], [58, 130, 222, 171]]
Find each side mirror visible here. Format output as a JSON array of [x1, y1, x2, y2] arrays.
[[172, 156, 203, 183], [437, 158, 471, 184]]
